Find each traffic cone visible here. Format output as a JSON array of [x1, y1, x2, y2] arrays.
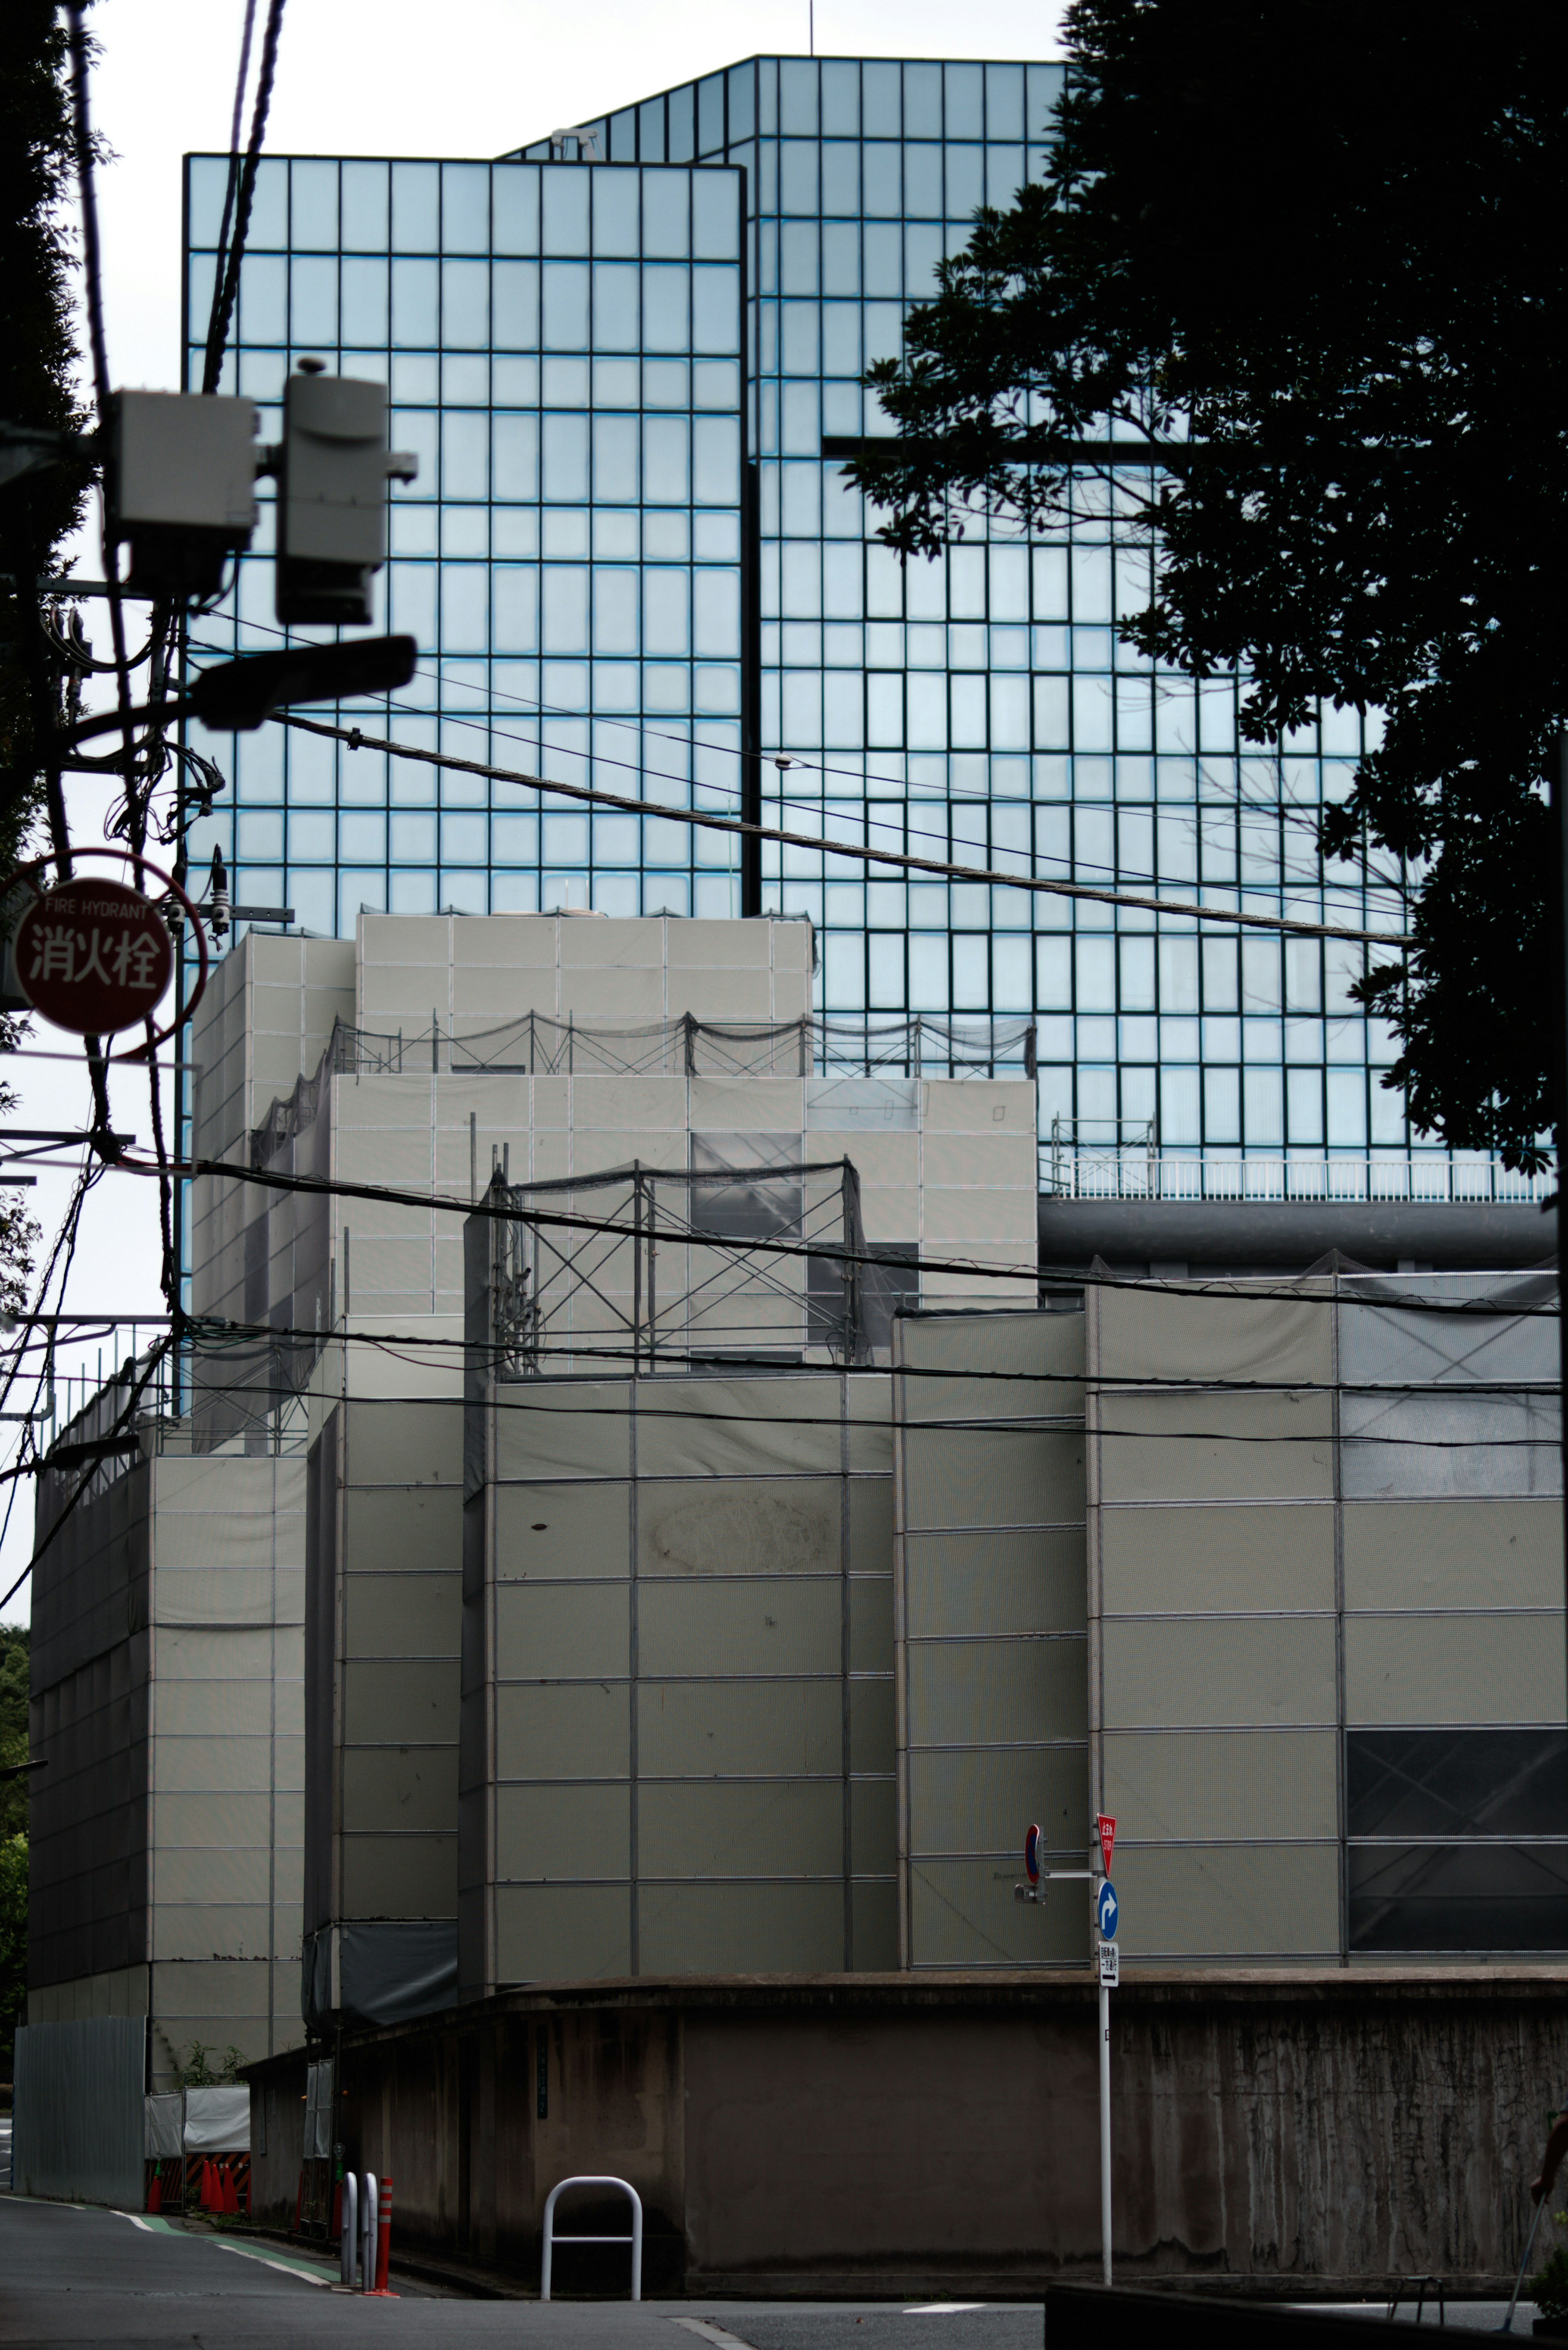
[[147, 2169, 162, 2214], [222, 2166, 239, 2214]]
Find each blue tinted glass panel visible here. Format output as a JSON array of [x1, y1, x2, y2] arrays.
[[249, 157, 288, 247], [392, 161, 439, 251], [820, 59, 859, 137], [442, 259, 488, 346], [697, 74, 725, 154], [340, 163, 389, 253], [541, 262, 590, 350], [945, 63, 983, 138], [391, 258, 439, 346], [592, 172, 640, 258], [862, 60, 900, 136], [291, 160, 338, 250], [442, 163, 490, 252], [238, 254, 287, 343], [542, 170, 590, 256], [187, 154, 230, 247], [668, 82, 695, 163], [642, 264, 689, 352], [493, 166, 539, 255], [492, 262, 540, 349], [643, 170, 689, 258], [341, 256, 388, 345], [727, 63, 755, 141]]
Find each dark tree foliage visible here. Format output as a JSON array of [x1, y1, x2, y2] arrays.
[[0, 1, 81, 1303], [849, 3, 1568, 1168], [0, 1625, 29, 1838], [0, 0, 90, 849], [0, 1627, 29, 2069]]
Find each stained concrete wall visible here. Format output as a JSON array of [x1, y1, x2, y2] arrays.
[[245, 1969, 1568, 2293]]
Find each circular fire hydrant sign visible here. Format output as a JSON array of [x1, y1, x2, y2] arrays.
[[12, 876, 174, 1035]]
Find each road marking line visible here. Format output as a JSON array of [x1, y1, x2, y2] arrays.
[[214, 2240, 335, 2288], [904, 2306, 988, 2315], [670, 2319, 762, 2349], [113, 2212, 178, 2232]]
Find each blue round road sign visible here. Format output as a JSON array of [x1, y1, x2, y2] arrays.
[[1097, 1879, 1118, 1940], [1024, 1824, 1041, 1885]]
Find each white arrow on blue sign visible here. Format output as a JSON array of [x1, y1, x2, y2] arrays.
[[1097, 1879, 1119, 1940]]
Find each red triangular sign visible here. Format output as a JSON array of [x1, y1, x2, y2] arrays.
[[1097, 1814, 1116, 1877]]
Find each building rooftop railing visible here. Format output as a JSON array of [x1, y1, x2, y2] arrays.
[[327, 1010, 1038, 1083], [1042, 1148, 1555, 1206]]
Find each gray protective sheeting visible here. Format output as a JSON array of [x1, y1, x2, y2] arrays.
[[13, 2016, 145, 2208], [302, 1919, 458, 2031], [144, 2094, 182, 2158], [183, 2085, 250, 2150]]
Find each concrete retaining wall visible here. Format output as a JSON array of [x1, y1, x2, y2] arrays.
[[245, 1969, 1568, 2294]]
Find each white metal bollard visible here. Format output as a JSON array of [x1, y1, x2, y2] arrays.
[[540, 2175, 643, 2302], [340, 2171, 358, 2287], [361, 2174, 378, 2294]]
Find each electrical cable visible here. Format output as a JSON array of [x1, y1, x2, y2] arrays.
[[208, 0, 261, 355], [0, 1161, 99, 1423], [275, 710, 1408, 950], [200, 0, 287, 397], [188, 613, 1409, 909], [167, 1309, 1567, 1396], [0, 1163, 102, 1586], [112, 1144, 1558, 1320], [184, 620, 1410, 912], [56, 1361, 1558, 1455], [61, 3, 145, 1152], [0, 1333, 173, 1611]]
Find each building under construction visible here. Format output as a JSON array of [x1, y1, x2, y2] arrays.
[[16, 911, 1567, 2291]]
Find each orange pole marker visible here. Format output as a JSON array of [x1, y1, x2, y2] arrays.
[[367, 2170, 396, 2296]]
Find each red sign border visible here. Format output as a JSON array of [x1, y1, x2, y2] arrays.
[[3, 848, 209, 1059], [13, 877, 175, 1037]]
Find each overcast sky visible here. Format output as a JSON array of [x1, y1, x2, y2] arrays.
[[0, 0, 1067, 1621]]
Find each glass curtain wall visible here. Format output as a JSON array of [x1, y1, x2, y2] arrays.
[[183, 156, 748, 928], [519, 57, 1418, 1183], [185, 56, 1430, 1183]]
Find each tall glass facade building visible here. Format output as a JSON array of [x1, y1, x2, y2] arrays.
[[184, 52, 1442, 1185]]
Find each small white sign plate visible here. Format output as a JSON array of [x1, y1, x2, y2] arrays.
[[1098, 1938, 1120, 1988]]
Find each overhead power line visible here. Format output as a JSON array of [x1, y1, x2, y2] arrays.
[[170, 1311, 1566, 1397], [191, 615, 1414, 908], [102, 1146, 1560, 1319], [278, 711, 1408, 950], [201, 0, 288, 395]]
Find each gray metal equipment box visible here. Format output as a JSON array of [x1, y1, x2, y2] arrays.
[[275, 369, 415, 626], [109, 390, 258, 594]]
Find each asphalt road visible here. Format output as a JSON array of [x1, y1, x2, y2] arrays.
[[0, 2196, 1539, 2348]]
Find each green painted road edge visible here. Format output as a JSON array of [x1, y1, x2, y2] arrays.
[[215, 2239, 338, 2288], [110, 2207, 338, 2286]]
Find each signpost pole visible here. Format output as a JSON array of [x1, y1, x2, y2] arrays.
[[1094, 1813, 1118, 2288], [1015, 1815, 1118, 2290], [1098, 1949, 1111, 2288]]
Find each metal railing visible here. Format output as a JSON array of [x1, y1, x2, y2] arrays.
[[540, 2175, 643, 2302], [1040, 1148, 1555, 1206], [326, 1009, 1038, 1084]]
